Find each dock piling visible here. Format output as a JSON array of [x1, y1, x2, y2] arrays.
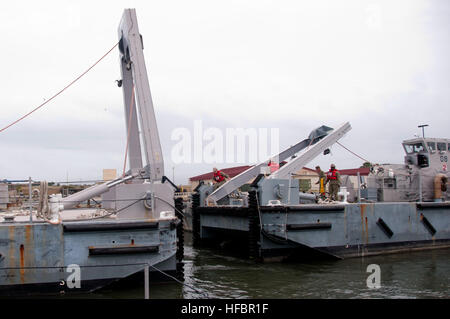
[[144, 264, 149, 299]]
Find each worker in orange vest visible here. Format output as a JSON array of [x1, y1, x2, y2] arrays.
[[325, 164, 341, 201]]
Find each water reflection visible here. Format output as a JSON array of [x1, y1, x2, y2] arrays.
[[87, 234, 449, 299]]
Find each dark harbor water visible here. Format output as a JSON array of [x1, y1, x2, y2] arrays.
[[76, 233, 450, 299]]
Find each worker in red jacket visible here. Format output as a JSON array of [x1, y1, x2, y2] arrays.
[[212, 167, 229, 189], [268, 160, 280, 173]]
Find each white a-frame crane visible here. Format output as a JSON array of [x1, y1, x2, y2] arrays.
[[49, 9, 175, 220]]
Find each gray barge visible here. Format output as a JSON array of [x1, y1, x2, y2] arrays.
[[0, 9, 184, 296], [0, 210, 182, 295], [191, 123, 450, 261]]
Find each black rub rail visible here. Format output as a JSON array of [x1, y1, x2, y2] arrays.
[[259, 205, 346, 213], [63, 221, 159, 232], [286, 223, 332, 231], [88, 245, 159, 256], [417, 202, 450, 209]]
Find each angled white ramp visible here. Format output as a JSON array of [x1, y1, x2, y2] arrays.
[[269, 122, 351, 180], [206, 125, 334, 203]]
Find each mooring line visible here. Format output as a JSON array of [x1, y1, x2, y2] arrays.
[[0, 42, 119, 134], [0, 261, 209, 298], [336, 141, 371, 164], [146, 263, 209, 298]]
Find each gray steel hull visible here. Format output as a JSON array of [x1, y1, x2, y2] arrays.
[[260, 202, 450, 259], [0, 218, 178, 296], [192, 198, 450, 261]]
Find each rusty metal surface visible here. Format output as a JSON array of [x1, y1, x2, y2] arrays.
[[0, 223, 63, 286], [0, 218, 177, 293]]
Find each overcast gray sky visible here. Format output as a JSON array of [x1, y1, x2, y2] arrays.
[[0, 0, 448, 184]]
